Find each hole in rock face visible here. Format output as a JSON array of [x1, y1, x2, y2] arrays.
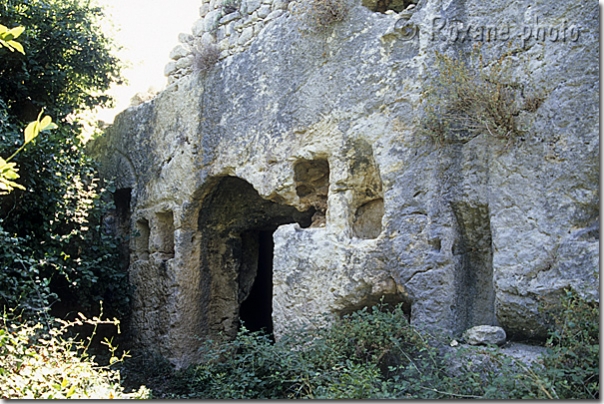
[[451, 202, 495, 334], [114, 188, 132, 225], [239, 230, 275, 337], [113, 188, 132, 269], [198, 176, 314, 340], [294, 159, 330, 227], [152, 211, 175, 257], [347, 139, 384, 239], [362, 0, 417, 13]]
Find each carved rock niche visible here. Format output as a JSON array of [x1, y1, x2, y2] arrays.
[[348, 139, 384, 239], [294, 158, 330, 227]]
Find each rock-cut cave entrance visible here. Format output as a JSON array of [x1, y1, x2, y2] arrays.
[[239, 229, 276, 335], [198, 177, 314, 340]]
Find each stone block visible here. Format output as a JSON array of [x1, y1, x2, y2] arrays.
[[163, 61, 177, 76], [219, 10, 241, 25], [463, 325, 507, 346], [176, 55, 194, 69], [178, 33, 194, 44], [191, 19, 206, 36], [238, 26, 254, 45], [257, 4, 271, 18], [241, 0, 261, 15], [199, 3, 210, 17], [169, 44, 190, 60], [272, 0, 289, 10], [265, 10, 284, 21], [204, 9, 223, 32]]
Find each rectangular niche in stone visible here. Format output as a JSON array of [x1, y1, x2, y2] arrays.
[[347, 139, 384, 239], [151, 211, 175, 258], [134, 218, 150, 261]]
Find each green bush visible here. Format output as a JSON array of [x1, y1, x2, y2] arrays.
[[0, 310, 150, 399], [538, 289, 599, 399], [159, 304, 412, 399], [0, 138, 130, 321], [150, 293, 599, 400]]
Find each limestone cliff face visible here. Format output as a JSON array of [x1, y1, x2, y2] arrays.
[[90, 0, 599, 367]]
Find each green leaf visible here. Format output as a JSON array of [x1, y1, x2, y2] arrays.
[[24, 121, 39, 144], [40, 116, 58, 132], [7, 26, 25, 40], [65, 385, 77, 398], [7, 40, 24, 54]]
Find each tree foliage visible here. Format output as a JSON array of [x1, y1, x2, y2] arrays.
[[0, 0, 123, 122], [0, 0, 128, 321]]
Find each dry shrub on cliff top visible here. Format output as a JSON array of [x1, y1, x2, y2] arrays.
[[421, 46, 546, 145], [193, 43, 222, 74], [296, 0, 349, 31]]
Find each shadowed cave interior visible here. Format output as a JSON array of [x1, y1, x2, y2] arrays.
[[239, 229, 275, 335], [198, 176, 317, 339]]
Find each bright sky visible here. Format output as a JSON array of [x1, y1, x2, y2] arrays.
[[95, 0, 201, 123]]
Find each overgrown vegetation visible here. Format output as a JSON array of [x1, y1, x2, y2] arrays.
[[137, 290, 598, 400], [0, 0, 123, 121], [421, 47, 546, 145], [0, 308, 150, 399], [0, 1, 137, 399], [538, 289, 599, 399], [0, 0, 128, 322]]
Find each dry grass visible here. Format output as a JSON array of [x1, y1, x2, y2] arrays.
[[192, 43, 222, 74], [296, 0, 349, 32], [420, 48, 545, 146]]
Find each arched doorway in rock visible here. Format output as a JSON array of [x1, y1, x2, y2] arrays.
[[198, 176, 315, 340]]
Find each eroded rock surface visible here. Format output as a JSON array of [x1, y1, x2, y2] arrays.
[[90, 0, 599, 367]]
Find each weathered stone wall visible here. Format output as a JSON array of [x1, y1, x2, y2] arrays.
[[91, 0, 599, 368], [165, 0, 291, 83]]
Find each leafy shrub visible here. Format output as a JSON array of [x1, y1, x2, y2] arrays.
[[421, 47, 545, 145], [538, 289, 599, 399], [155, 303, 411, 399], [0, 130, 131, 322], [0, 310, 150, 399], [147, 292, 599, 400], [0, 1, 127, 323]]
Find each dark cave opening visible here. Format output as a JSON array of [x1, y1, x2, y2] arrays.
[[239, 230, 275, 337], [198, 176, 315, 340], [113, 188, 132, 269]]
